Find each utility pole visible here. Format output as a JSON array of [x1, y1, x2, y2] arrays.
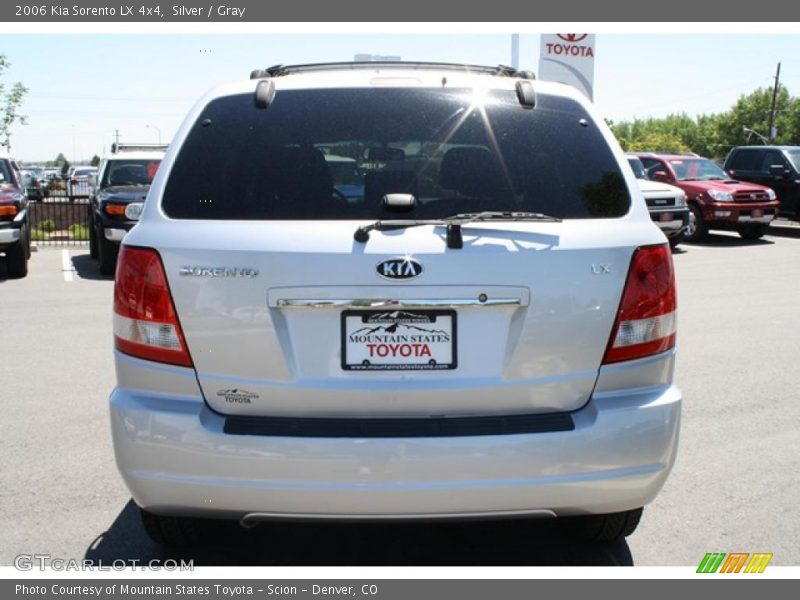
[[767, 62, 781, 143], [113, 129, 121, 147]]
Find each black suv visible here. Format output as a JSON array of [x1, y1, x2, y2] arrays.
[[88, 144, 166, 274], [724, 146, 800, 221]]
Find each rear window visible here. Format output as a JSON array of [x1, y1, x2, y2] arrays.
[[163, 88, 630, 220], [728, 149, 762, 171], [0, 161, 12, 184], [627, 157, 648, 180], [102, 159, 161, 187], [786, 149, 800, 171]]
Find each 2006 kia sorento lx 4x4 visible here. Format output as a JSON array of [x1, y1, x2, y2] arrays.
[[109, 62, 681, 547]]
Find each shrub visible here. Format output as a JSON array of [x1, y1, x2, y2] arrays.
[[68, 223, 89, 240], [38, 218, 56, 232]]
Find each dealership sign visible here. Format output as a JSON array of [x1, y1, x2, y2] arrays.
[[538, 34, 596, 100]]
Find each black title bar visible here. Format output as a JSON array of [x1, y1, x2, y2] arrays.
[[3, 0, 800, 22]]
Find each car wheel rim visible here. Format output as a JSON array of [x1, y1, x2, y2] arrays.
[[685, 211, 696, 236]]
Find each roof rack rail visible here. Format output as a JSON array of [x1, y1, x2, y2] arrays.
[[250, 61, 535, 80], [111, 142, 169, 154]]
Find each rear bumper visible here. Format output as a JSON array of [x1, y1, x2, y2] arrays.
[[104, 228, 128, 242], [0, 227, 21, 245], [0, 221, 22, 248], [649, 206, 690, 235], [703, 201, 779, 224], [110, 361, 681, 521], [94, 212, 136, 244]]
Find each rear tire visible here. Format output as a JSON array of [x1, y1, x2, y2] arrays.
[[140, 508, 225, 548], [683, 204, 707, 243], [668, 233, 682, 249], [25, 222, 32, 260], [737, 223, 769, 240], [97, 231, 118, 276], [559, 508, 643, 542], [89, 217, 98, 259], [5, 225, 29, 279]]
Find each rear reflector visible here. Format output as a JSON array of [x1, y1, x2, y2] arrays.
[[0, 205, 18, 217], [104, 203, 127, 216], [113, 246, 193, 367], [603, 244, 677, 364]]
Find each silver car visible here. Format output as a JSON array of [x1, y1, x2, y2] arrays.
[[109, 62, 681, 547]]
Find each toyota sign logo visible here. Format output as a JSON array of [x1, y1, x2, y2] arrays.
[[557, 34, 589, 42]]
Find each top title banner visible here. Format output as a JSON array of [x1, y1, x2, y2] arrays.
[[3, 0, 800, 21]]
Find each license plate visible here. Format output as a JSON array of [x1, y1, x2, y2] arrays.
[[752, 209, 763, 218], [659, 213, 673, 222], [341, 309, 457, 371]]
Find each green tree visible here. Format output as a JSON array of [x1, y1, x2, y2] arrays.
[[715, 86, 794, 149], [90, 154, 101, 166], [609, 118, 691, 154], [0, 54, 29, 152], [786, 98, 800, 147], [609, 84, 800, 161], [626, 132, 690, 154], [55, 152, 70, 176]]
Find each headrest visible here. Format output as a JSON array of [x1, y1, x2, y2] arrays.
[[364, 170, 418, 207]]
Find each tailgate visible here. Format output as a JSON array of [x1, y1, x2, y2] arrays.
[[139, 220, 640, 418]]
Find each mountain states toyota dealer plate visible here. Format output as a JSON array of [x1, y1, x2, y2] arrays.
[[341, 309, 457, 371]]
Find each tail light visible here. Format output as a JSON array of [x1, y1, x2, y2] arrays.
[[104, 203, 127, 217], [603, 244, 677, 364], [0, 203, 18, 219], [113, 246, 193, 367]]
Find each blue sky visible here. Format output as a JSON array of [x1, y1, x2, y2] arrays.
[[2, 34, 799, 161]]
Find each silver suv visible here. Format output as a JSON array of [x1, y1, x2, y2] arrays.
[[109, 62, 681, 547]]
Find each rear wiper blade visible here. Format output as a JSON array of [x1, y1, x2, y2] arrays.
[[446, 211, 562, 223], [353, 211, 561, 249]]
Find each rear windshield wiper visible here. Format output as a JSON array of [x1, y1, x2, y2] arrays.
[[354, 211, 561, 249]]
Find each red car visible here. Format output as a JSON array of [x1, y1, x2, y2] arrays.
[[635, 153, 779, 242], [0, 155, 30, 278]]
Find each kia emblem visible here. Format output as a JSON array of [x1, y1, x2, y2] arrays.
[[376, 257, 423, 280]]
